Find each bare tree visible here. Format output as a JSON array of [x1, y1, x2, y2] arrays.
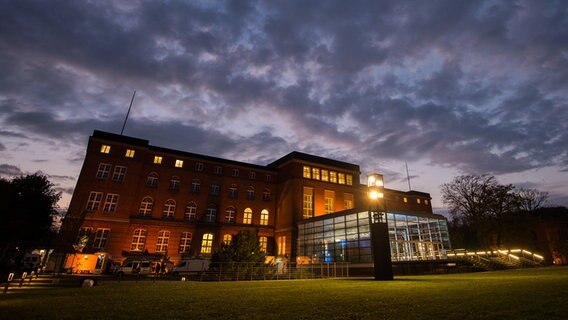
[[516, 188, 548, 213]]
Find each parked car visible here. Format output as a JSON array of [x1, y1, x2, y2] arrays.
[[171, 258, 210, 276], [115, 260, 153, 277]]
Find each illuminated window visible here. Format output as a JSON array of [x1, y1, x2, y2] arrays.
[[169, 176, 180, 191], [223, 234, 232, 245], [184, 202, 197, 221], [330, 171, 337, 183], [243, 208, 252, 224], [130, 229, 147, 252], [162, 199, 176, 219], [321, 169, 329, 182], [303, 187, 314, 219], [303, 166, 311, 178], [103, 193, 119, 213], [249, 171, 256, 179], [260, 209, 269, 225], [403, 197, 408, 203], [175, 159, 184, 168], [277, 236, 286, 256], [205, 205, 217, 222], [156, 230, 170, 252], [100, 145, 111, 154], [247, 186, 255, 200], [146, 172, 158, 187], [125, 149, 135, 158], [344, 193, 354, 209], [179, 232, 192, 253], [210, 183, 220, 196], [96, 163, 111, 179], [425, 199, 429, 205], [214, 166, 222, 175], [259, 236, 267, 253], [417, 198, 421, 204], [191, 179, 201, 193], [86, 191, 103, 211], [93, 228, 110, 249], [195, 162, 203, 172], [346, 174, 353, 186], [153, 156, 163, 164], [338, 173, 345, 184], [139, 197, 153, 216], [112, 166, 127, 182], [265, 174, 271, 182], [200, 233, 214, 254], [225, 206, 236, 224], [228, 184, 238, 198], [312, 168, 320, 180], [262, 188, 271, 201], [324, 190, 335, 214], [232, 168, 239, 177]]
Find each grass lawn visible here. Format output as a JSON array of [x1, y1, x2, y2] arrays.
[[1, 267, 567, 320]]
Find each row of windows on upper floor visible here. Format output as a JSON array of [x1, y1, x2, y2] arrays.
[[302, 187, 354, 219], [78, 228, 269, 255], [87, 191, 271, 225], [99, 144, 273, 181], [400, 196, 430, 206], [302, 166, 354, 186]]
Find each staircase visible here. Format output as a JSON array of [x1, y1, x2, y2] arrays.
[[2, 273, 85, 294], [447, 249, 545, 271]]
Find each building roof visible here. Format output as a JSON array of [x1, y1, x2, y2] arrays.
[[267, 151, 360, 172]]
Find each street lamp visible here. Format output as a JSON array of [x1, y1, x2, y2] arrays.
[[367, 173, 393, 280]]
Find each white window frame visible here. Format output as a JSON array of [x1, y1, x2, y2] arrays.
[[96, 163, 111, 179], [162, 199, 176, 219], [93, 228, 110, 249], [260, 209, 269, 225], [156, 230, 170, 253], [184, 202, 197, 221], [103, 193, 119, 213], [243, 208, 252, 224], [179, 232, 192, 253], [112, 166, 127, 182], [87, 191, 103, 211], [130, 229, 147, 252]]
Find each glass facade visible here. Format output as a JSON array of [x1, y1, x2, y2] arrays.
[[297, 211, 451, 264]]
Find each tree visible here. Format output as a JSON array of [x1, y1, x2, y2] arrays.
[[516, 188, 548, 213], [210, 230, 266, 280]]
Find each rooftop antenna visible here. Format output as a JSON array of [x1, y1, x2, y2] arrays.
[[405, 161, 412, 191], [120, 90, 136, 135]]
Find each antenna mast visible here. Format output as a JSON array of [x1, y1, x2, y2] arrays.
[[120, 90, 136, 135], [405, 162, 412, 191]]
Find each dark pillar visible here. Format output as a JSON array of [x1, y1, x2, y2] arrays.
[[370, 221, 394, 280]]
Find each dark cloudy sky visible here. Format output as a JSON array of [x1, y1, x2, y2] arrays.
[[1, 0, 567, 212]]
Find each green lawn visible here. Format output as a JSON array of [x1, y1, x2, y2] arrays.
[[1, 267, 567, 320]]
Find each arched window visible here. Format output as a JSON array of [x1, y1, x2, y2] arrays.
[[200, 233, 214, 254], [225, 206, 236, 224], [146, 172, 158, 188], [169, 176, 180, 191], [139, 197, 153, 216], [210, 183, 220, 196], [228, 184, 238, 198], [262, 188, 270, 201], [179, 232, 192, 253], [259, 236, 268, 253], [191, 179, 201, 193], [260, 209, 269, 225], [156, 230, 170, 252], [243, 208, 252, 224], [247, 186, 255, 200], [163, 199, 176, 219], [130, 229, 147, 252], [184, 202, 197, 221], [205, 205, 217, 222], [223, 234, 232, 245]]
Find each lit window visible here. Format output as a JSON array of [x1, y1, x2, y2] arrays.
[[153, 156, 163, 164], [103, 193, 119, 213], [184, 202, 197, 221], [303, 166, 311, 178], [139, 197, 153, 216], [86, 191, 103, 211], [200, 233, 214, 254], [223, 234, 232, 245], [125, 149, 135, 158], [324, 190, 335, 214], [130, 229, 147, 252], [112, 166, 127, 182], [277, 236, 286, 256], [425, 199, 429, 205], [162, 199, 176, 219], [210, 184, 220, 196], [214, 166, 222, 175], [195, 162, 203, 172], [321, 170, 329, 182], [100, 145, 111, 154], [191, 179, 201, 193], [259, 236, 267, 253], [330, 171, 337, 183], [232, 168, 239, 177], [260, 209, 269, 225], [169, 176, 180, 191], [146, 172, 158, 188], [249, 171, 256, 179], [262, 189, 271, 201], [179, 232, 192, 253], [175, 159, 184, 168], [312, 168, 320, 180], [225, 206, 236, 224], [228, 184, 238, 198], [344, 193, 354, 209], [96, 163, 111, 179], [243, 208, 252, 224], [338, 173, 345, 184], [265, 174, 271, 182], [156, 230, 170, 252], [346, 174, 353, 186], [93, 228, 110, 249], [247, 186, 255, 200], [417, 198, 421, 204], [403, 197, 408, 203], [205, 205, 217, 222], [303, 187, 314, 219]]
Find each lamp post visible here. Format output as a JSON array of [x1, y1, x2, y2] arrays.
[[367, 173, 394, 280]]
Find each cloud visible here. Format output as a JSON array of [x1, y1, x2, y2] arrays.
[[0, 164, 24, 176]]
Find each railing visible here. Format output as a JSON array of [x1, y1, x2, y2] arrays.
[[447, 248, 545, 270]]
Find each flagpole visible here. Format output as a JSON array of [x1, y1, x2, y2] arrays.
[[121, 90, 136, 135]]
